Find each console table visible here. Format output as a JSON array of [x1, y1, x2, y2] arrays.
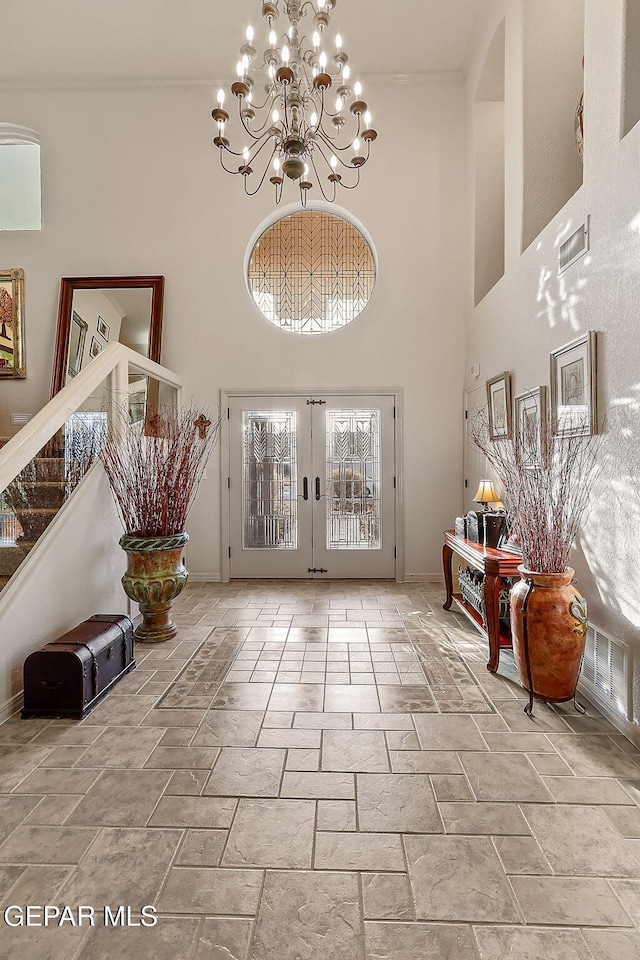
[[442, 530, 522, 672]]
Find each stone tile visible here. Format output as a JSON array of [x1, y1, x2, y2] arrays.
[[280, 771, 355, 799], [405, 835, 518, 922], [194, 918, 254, 960], [24, 795, 83, 825], [460, 752, 553, 802], [0, 924, 89, 960], [390, 750, 462, 774], [315, 831, 405, 871], [250, 870, 361, 960], [605, 805, 640, 837], [0, 865, 24, 897], [192, 710, 264, 746], [223, 798, 315, 868], [377, 685, 436, 713], [473, 927, 589, 960], [149, 796, 236, 827], [364, 921, 479, 960], [159, 867, 263, 914], [357, 773, 442, 833], [262, 711, 294, 728], [385, 730, 420, 750], [0, 795, 41, 844], [1, 864, 70, 905], [439, 802, 530, 835], [548, 735, 640, 777], [144, 746, 220, 768], [40, 745, 88, 766], [210, 683, 273, 711], [582, 930, 640, 960], [294, 712, 352, 729], [511, 876, 633, 926], [611, 880, 640, 926], [33, 725, 104, 746], [522, 804, 640, 877], [317, 799, 357, 831], [496, 699, 571, 733], [77, 917, 200, 960], [0, 744, 57, 791], [413, 716, 488, 751], [159, 727, 197, 746], [175, 829, 228, 866], [67, 770, 172, 826], [12, 767, 101, 795], [164, 769, 209, 795], [527, 752, 573, 775], [286, 747, 320, 771], [258, 728, 322, 748], [141, 708, 207, 726], [267, 683, 325, 712], [324, 684, 381, 713], [543, 776, 634, 804], [353, 713, 414, 730], [322, 730, 389, 773], [204, 747, 285, 797], [431, 774, 474, 801], [362, 874, 415, 920], [482, 732, 556, 752], [84, 695, 157, 725], [0, 825, 97, 864], [492, 836, 552, 875]]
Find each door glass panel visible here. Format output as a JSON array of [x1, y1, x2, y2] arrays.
[[326, 408, 381, 550], [242, 410, 297, 549]]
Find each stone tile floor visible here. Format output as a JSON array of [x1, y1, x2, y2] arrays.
[[1, 580, 640, 958]]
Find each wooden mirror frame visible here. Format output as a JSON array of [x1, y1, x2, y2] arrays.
[[50, 275, 165, 397]]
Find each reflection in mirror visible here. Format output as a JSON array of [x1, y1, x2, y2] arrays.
[[51, 276, 164, 397]]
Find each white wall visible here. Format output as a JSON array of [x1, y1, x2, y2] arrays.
[[0, 79, 468, 580], [71, 288, 122, 379], [0, 466, 127, 715], [466, 0, 640, 704]]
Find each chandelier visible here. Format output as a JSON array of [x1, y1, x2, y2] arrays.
[[211, 0, 377, 204]]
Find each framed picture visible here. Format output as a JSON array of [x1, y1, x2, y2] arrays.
[[89, 336, 103, 359], [0, 268, 26, 379], [67, 311, 88, 378], [550, 331, 597, 436], [515, 386, 547, 469], [97, 315, 110, 341], [486, 371, 512, 440]]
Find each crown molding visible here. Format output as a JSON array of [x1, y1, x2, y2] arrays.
[[0, 70, 463, 95]]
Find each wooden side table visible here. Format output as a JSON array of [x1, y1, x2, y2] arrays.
[[442, 530, 522, 672]]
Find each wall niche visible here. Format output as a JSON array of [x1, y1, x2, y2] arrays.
[[622, 0, 640, 137], [522, 0, 584, 251]]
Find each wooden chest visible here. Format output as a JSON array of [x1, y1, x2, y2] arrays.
[[22, 614, 136, 719]]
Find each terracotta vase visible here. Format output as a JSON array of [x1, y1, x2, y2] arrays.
[[119, 532, 189, 643], [510, 566, 588, 710]]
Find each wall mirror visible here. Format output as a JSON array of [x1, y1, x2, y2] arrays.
[[50, 275, 164, 396]]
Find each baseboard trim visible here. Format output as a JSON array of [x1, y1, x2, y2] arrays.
[[403, 573, 444, 583], [188, 573, 222, 583], [0, 691, 23, 723]]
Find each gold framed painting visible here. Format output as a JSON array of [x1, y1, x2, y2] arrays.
[[0, 268, 26, 378]]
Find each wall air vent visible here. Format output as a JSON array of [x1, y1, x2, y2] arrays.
[[558, 220, 589, 273], [580, 621, 631, 721]]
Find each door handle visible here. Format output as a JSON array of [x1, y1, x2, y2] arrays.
[[315, 477, 321, 500], [303, 477, 309, 501]]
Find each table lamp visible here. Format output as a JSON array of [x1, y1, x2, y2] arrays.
[[473, 480, 502, 512]]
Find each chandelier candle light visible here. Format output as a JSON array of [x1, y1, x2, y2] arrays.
[[212, 0, 377, 203]]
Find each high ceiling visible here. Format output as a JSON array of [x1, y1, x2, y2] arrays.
[[1, 0, 484, 85]]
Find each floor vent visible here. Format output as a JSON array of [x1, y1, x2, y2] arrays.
[[558, 220, 589, 273], [581, 621, 631, 721]]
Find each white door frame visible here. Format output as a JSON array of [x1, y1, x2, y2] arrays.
[[220, 387, 404, 582]]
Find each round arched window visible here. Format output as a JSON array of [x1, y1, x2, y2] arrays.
[[247, 209, 376, 335]]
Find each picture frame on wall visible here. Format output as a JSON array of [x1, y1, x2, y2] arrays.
[[550, 331, 597, 436], [515, 386, 547, 469], [68, 310, 88, 378], [486, 371, 512, 440], [0, 268, 26, 379], [97, 315, 110, 341], [89, 336, 103, 359]]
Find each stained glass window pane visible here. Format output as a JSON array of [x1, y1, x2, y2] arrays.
[[247, 210, 375, 335], [242, 411, 297, 549], [326, 409, 381, 550]]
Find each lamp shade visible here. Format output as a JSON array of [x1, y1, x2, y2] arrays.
[[473, 480, 501, 505]]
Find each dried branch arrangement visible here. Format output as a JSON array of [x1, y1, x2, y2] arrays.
[[470, 405, 602, 573], [100, 404, 222, 537]]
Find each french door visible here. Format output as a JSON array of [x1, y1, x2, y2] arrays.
[[227, 394, 396, 578]]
